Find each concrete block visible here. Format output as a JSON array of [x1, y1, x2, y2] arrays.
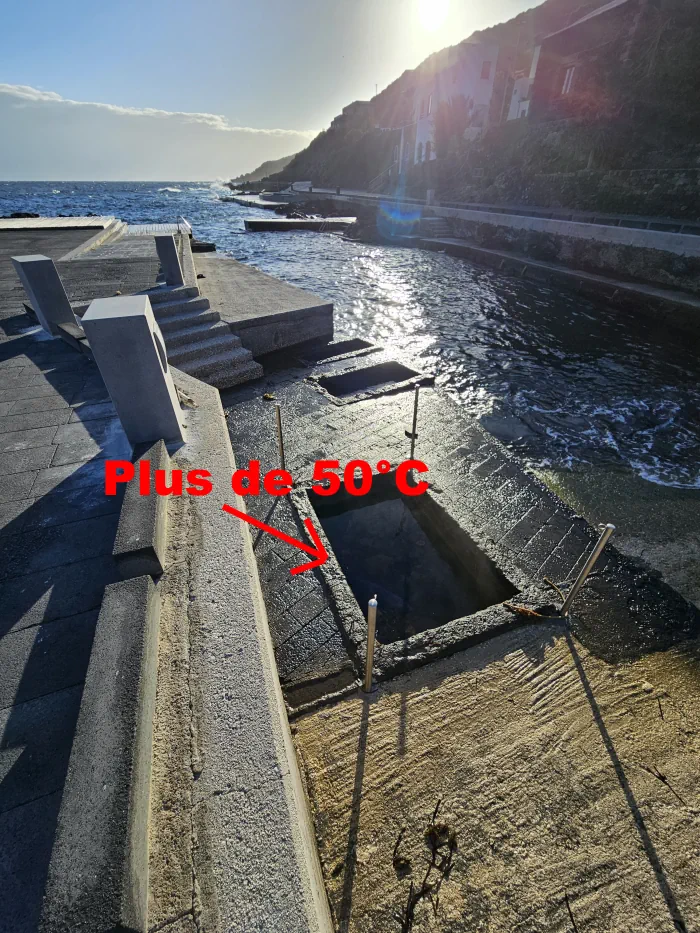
[[39, 575, 160, 933], [11, 255, 78, 335], [113, 440, 169, 578], [82, 296, 185, 446], [155, 235, 185, 287]]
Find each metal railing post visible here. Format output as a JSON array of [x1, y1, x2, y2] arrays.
[[561, 523, 616, 616], [275, 404, 286, 472], [409, 386, 419, 461], [362, 596, 378, 693]]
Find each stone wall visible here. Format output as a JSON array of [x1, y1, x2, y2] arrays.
[[443, 211, 700, 295]]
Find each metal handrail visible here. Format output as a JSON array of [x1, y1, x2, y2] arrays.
[[176, 216, 192, 236]]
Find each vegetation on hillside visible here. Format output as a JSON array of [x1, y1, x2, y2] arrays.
[[264, 0, 700, 217]]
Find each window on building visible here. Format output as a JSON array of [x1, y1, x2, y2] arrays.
[[425, 140, 432, 161], [480, 61, 491, 80], [420, 99, 425, 118], [416, 142, 423, 163], [562, 66, 576, 95], [428, 94, 432, 115]]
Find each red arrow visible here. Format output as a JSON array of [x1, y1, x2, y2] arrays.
[[221, 504, 329, 575]]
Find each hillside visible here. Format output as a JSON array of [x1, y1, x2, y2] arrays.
[[266, 0, 700, 218], [231, 152, 296, 184]]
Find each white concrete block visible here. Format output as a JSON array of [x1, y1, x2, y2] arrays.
[[82, 296, 185, 445], [11, 254, 77, 335], [155, 235, 185, 287]]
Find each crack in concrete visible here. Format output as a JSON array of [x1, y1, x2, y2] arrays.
[[183, 497, 204, 933], [148, 908, 194, 933]]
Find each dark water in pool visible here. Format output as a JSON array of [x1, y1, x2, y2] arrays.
[[3, 180, 699, 488], [317, 497, 482, 641]]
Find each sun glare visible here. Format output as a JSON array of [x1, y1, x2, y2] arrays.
[[417, 0, 450, 32]]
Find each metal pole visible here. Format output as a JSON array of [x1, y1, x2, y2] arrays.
[[363, 596, 378, 693], [409, 386, 419, 461], [561, 523, 615, 616], [275, 404, 286, 472]]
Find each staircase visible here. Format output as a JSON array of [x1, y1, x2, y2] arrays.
[[419, 216, 451, 238], [68, 225, 264, 389], [145, 285, 263, 389]]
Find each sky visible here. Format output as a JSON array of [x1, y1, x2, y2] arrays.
[[0, 0, 536, 180]]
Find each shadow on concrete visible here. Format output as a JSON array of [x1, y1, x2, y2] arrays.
[[337, 696, 371, 933], [0, 331, 124, 932], [568, 555, 700, 665], [565, 631, 689, 933]]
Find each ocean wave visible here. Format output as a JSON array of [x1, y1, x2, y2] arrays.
[[629, 459, 700, 489], [158, 187, 182, 193]]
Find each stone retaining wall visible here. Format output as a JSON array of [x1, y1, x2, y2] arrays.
[[438, 209, 700, 295]]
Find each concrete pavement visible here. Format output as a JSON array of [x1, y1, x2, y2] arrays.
[[0, 228, 131, 932]]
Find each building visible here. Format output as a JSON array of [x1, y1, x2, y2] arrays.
[[329, 99, 373, 132], [506, 45, 542, 121], [409, 41, 502, 165], [529, 0, 640, 121]]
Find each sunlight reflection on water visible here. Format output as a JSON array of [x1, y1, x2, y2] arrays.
[[3, 180, 699, 488]]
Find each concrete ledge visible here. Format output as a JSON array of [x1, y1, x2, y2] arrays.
[[59, 220, 128, 261], [196, 255, 334, 356], [431, 206, 700, 257], [168, 366, 333, 932], [113, 440, 170, 579], [39, 575, 160, 933], [233, 304, 334, 357]]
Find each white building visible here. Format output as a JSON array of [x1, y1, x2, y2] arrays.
[[411, 42, 500, 164], [506, 46, 541, 121]]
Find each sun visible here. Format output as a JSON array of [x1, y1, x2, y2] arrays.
[[417, 0, 450, 32]]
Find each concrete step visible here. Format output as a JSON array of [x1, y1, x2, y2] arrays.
[[178, 349, 263, 388], [158, 308, 220, 334], [151, 295, 210, 318], [168, 334, 244, 366], [164, 320, 240, 349], [145, 284, 199, 305]]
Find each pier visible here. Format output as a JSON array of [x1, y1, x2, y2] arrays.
[[1, 215, 699, 932], [244, 217, 355, 232]]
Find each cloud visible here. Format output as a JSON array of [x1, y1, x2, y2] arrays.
[[0, 83, 317, 179]]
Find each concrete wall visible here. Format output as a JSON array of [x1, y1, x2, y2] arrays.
[[435, 206, 700, 294]]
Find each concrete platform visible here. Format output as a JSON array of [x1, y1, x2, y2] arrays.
[[222, 195, 284, 210], [145, 368, 333, 933], [244, 218, 355, 232], [0, 216, 114, 231], [223, 345, 700, 709], [195, 254, 333, 356], [0, 227, 128, 930]]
